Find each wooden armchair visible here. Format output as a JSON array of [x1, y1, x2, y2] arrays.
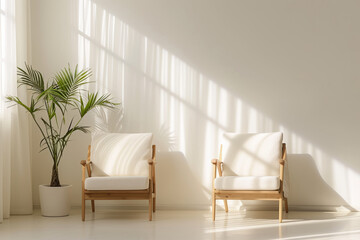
[[80, 133, 156, 221], [211, 132, 288, 223]]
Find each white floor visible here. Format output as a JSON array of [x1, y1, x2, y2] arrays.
[[1, 208, 360, 240]]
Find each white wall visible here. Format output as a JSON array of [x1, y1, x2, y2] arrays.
[[30, 0, 360, 211]]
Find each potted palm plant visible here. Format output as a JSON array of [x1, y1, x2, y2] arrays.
[[7, 64, 117, 216]]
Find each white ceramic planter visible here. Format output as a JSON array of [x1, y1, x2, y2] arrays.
[[39, 184, 72, 217]]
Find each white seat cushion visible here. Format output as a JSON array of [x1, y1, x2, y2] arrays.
[[85, 176, 149, 190], [214, 176, 280, 190], [91, 133, 153, 177]]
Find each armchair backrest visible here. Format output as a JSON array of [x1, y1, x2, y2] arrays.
[[90, 133, 153, 177], [221, 132, 283, 177]]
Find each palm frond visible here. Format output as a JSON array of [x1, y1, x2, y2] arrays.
[[52, 65, 92, 105], [6, 96, 41, 114], [17, 63, 45, 94], [79, 92, 118, 117], [65, 125, 90, 137]]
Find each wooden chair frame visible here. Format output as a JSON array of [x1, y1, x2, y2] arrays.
[[81, 145, 156, 221], [211, 143, 288, 223]]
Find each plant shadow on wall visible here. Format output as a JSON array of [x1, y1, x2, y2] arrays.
[[76, 0, 358, 210]]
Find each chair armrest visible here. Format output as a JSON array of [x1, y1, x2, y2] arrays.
[[211, 159, 224, 176], [279, 143, 287, 165], [148, 145, 156, 165], [80, 160, 92, 166], [80, 160, 92, 178]]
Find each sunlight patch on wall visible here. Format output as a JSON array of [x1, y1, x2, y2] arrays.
[[76, 0, 359, 209]]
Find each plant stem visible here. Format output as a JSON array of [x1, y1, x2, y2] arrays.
[[45, 99, 57, 165], [31, 113, 54, 158], [57, 117, 83, 167], [50, 163, 61, 187]]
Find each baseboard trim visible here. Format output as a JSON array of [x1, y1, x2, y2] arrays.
[[33, 204, 356, 212]]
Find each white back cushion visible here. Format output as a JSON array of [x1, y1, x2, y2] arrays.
[[91, 133, 153, 177], [222, 132, 283, 177]]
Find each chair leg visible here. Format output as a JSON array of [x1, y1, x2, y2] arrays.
[[149, 179, 153, 221], [153, 195, 156, 213], [223, 200, 228, 212], [284, 197, 289, 213], [212, 193, 216, 221], [91, 200, 95, 212], [279, 198, 283, 223], [81, 191, 85, 221], [149, 194, 153, 221]]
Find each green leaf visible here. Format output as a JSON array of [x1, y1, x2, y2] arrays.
[[63, 125, 90, 139], [17, 63, 45, 94], [79, 92, 118, 117], [6, 96, 41, 114], [52, 64, 92, 106]]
